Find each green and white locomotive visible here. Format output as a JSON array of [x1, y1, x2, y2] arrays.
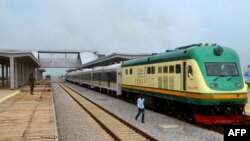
[[121, 44, 248, 124], [66, 44, 248, 124]]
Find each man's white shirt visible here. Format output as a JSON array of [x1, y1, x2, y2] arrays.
[[137, 98, 144, 109]]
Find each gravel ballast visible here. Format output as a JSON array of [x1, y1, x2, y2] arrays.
[[52, 83, 112, 141], [66, 83, 223, 141]]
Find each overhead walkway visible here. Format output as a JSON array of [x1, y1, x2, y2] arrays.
[[37, 50, 100, 68]]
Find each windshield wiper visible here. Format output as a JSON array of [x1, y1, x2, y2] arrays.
[[227, 76, 236, 81], [213, 76, 228, 81]]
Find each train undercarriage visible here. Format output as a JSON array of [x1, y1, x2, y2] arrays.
[[66, 80, 246, 125], [191, 103, 245, 124], [122, 91, 245, 125]]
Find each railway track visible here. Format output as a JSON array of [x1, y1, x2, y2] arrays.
[[58, 82, 158, 141]]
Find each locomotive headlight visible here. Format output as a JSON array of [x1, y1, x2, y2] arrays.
[[209, 83, 218, 88], [235, 83, 242, 88], [214, 46, 223, 56]]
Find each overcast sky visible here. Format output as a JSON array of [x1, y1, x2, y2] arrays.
[[1, 0, 250, 75]]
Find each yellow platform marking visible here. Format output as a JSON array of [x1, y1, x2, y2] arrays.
[[0, 91, 20, 103], [159, 124, 179, 129]]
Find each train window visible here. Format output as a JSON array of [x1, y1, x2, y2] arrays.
[[147, 67, 151, 74], [175, 64, 181, 73], [151, 66, 155, 74], [188, 65, 193, 76], [158, 66, 162, 73], [169, 66, 174, 73], [130, 68, 133, 74], [163, 66, 168, 73], [125, 69, 128, 75]]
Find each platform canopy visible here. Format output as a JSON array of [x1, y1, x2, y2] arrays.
[[66, 53, 152, 72], [0, 50, 41, 89]]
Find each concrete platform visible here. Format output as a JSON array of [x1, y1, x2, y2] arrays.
[[0, 88, 20, 103], [0, 86, 58, 141]]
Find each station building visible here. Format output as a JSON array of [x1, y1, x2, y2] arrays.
[[0, 50, 43, 89]]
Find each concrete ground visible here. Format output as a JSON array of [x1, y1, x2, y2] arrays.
[[0, 88, 20, 103], [0, 85, 58, 141]]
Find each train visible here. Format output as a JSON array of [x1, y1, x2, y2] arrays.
[[45, 75, 51, 79], [65, 44, 248, 125]]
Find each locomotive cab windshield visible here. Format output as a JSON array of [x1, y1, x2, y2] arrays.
[[205, 62, 239, 77]]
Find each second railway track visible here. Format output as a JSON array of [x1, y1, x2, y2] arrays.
[[57, 82, 157, 141]]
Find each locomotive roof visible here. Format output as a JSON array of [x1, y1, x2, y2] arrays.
[[122, 44, 238, 67]]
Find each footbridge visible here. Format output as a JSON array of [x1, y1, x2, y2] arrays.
[[38, 50, 99, 68]]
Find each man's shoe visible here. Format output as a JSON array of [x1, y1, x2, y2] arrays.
[[142, 121, 144, 123]]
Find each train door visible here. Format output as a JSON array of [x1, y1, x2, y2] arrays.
[[90, 71, 93, 88], [173, 64, 181, 90], [186, 64, 196, 92], [99, 72, 101, 86], [183, 62, 186, 91], [108, 72, 110, 88], [116, 68, 122, 95], [144, 66, 147, 86]]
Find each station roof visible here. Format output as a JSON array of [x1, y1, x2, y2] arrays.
[[0, 50, 40, 67], [66, 53, 152, 72], [80, 53, 152, 69], [38, 68, 46, 72]]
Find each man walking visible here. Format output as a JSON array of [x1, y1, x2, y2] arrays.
[[28, 73, 35, 95], [135, 95, 145, 123]]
